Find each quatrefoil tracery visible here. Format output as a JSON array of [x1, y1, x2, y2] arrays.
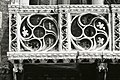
[[71, 13, 109, 51], [20, 14, 59, 51]]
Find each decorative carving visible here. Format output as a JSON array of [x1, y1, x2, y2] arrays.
[[8, 51, 120, 64], [8, 5, 58, 13], [114, 13, 120, 51], [20, 14, 59, 51], [61, 12, 68, 51], [10, 14, 18, 51], [71, 13, 109, 51], [8, 5, 120, 63]]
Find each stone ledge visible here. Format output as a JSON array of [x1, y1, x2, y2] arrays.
[[7, 51, 120, 60]]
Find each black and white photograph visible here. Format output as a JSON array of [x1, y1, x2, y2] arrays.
[[0, 0, 120, 80]]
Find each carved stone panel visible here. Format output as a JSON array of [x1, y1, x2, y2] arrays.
[[114, 13, 120, 51], [71, 13, 109, 51], [10, 13, 18, 51], [20, 14, 59, 51]]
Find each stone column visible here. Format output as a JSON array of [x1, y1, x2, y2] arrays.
[[92, 0, 104, 5], [20, 0, 29, 5], [50, 0, 57, 5], [62, 0, 70, 4], [0, 12, 2, 29], [11, 0, 20, 5], [0, 44, 2, 63], [78, 0, 88, 4]]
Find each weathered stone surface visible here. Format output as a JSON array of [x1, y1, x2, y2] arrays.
[[0, 0, 9, 60]]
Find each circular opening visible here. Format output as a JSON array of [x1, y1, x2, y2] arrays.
[[78, 39, 92, 50], [84, 26, 96, 37], [71, 16, 82, 37], [95, 18, 108, 31], [28, 39, 41, 51], [33, 27, 45, 38], [44, 34, 56, 48], [20, 17, 32, 39], [29, 14, 45, 26], [79, 13, 97, 25]]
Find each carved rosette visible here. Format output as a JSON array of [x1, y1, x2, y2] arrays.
[[71, 13, 109, 51], [10, 14, 18, 51], [20, 14, 59, 51], [114, 13, 120, 50]]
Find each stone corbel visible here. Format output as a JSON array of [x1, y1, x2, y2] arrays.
[[112, 58, 119, 63], [92, 0, 104, 5], [18, 60, 23, 73], [9, 60, 17, 72], [13, 63, 18, 80], [98, 63, 108, 71], [10, 59, 23, 80], [13, 64, 19, 73]]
